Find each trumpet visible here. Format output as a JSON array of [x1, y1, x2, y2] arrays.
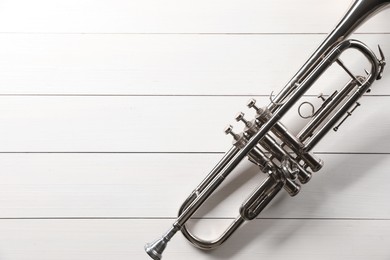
[[145, 0, 390, 259]]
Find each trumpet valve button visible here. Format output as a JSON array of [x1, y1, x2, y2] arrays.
[[224, 125, 240, 140], [224, 125, 233, 135], [235, 112, 251, 127], [235, 112, 245, 121], [247, 98, 260, 111]]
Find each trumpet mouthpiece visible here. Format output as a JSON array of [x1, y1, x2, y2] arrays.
[[145, 226, 179, 260], [145, 237, 167, 260]]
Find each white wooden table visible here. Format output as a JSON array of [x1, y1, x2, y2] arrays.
[[0, 0, 389, 259]]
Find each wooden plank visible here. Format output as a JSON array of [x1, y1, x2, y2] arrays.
[[0, 153, 388, 218], [0, 0, 388, 34], [0, 96, 388, 153], [0, 34, 388, 95], [0, 219, 388, 259], [0, 1, 387, 259]]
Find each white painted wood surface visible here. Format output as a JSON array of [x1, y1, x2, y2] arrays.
[[0, 0, 389, 259]]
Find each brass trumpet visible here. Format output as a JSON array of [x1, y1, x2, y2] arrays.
[[145, 1, 389, 259]]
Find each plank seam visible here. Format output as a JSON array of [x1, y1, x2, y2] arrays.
[[0, 217, 388, 221], [0, 152, 388, 155], [0, 32, 389, 35], [0, 94, 389, 97]]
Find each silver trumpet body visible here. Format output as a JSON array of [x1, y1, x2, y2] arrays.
[[145, 0, 390, 259]]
